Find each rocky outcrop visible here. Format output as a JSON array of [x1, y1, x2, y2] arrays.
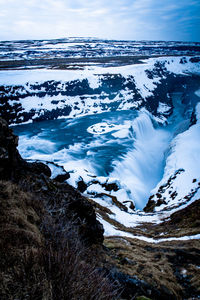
[[0, 117, 104, 245], [0, 179, 118, 300], [0, 118, 25, 179]]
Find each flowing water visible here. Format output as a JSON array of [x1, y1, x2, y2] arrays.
[[13, 92, 191, 209], [111, 111, 171, 209]]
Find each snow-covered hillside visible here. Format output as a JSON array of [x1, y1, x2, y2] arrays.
[[146, 103, 200, 212], [1, 56, 200, 125]]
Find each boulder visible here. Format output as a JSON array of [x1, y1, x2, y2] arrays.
[[54, 172, 70, 183]]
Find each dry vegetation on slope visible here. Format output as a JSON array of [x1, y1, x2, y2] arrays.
[[0, 180, 117, 300]]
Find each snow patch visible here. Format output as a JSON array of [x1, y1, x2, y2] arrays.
[[157, 102, 171, 114], [151, 102, 200, 211]]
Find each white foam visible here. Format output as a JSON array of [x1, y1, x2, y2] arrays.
[[18, 135, 56, 159], [111, 110, 171, 209], [87, 121, 131, 135]]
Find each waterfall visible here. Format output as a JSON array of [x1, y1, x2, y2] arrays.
[[111, 110, 171, 209]]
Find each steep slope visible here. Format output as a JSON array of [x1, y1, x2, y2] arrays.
[[145, 104, 200, 212]]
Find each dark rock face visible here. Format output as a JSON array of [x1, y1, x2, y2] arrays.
[[54, 172, 70, 183], [0, 117, 26, 179], [27, 161, 52, 177], [102, 182, 119, 192], [77, 179, 88, 193], [0, 117, 52, 180], [144, 169, 185, 212], [190, 57, 200, 63]]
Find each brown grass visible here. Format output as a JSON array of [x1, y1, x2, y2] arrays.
[[0, 181, 118, 299], [104, 236, 200, 299]]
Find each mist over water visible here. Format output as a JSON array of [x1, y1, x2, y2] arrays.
[[111, 111, 171, 209]]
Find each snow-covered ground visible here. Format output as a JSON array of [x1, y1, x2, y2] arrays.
[[1, 56, 200, 126], [100, 216, 200, 242], [0, 38, 199, 61], [150, 102, 200, 211]]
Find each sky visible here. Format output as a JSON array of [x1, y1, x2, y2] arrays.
[[0, 0, 199, 42]]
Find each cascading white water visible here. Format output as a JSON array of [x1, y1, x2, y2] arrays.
[[111, 110, 171, 210], [14, 94, 189, 212]]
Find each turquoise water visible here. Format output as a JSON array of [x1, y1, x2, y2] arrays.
[[14, 110, 138, 176], [13, 92, 192, 209]]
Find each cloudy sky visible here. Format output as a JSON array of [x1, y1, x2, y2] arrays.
[[0, 0, 199, 42]]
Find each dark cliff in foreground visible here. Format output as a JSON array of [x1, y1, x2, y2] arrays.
[[0, 117, 200, 300], [0, 117, 115, 300]]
